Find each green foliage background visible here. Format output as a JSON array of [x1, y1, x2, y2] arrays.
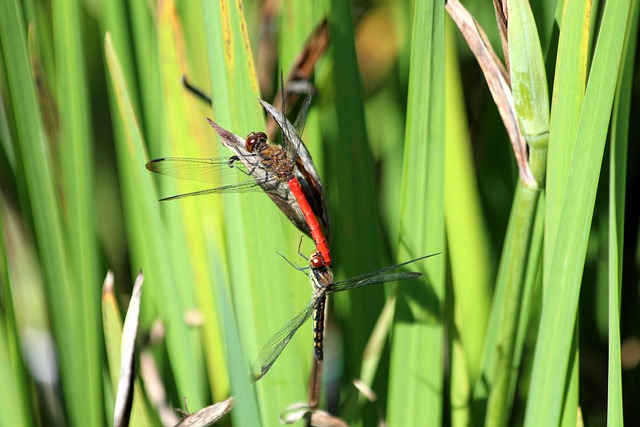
[[0, 0, 638, 426]]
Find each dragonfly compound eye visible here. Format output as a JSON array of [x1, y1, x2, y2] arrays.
[[245, 131, 268, 152], [309, 252, 325, 269]]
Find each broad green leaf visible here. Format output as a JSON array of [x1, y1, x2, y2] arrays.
[[525, 0, 632, 424], [53, 0, 102, 423], [388, 1, 445, 426], [105, 33, 207, 409]]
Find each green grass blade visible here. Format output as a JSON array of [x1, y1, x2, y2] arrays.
[[212, 257, 261, 427], [129, 0, 161, 147], [445, 17, 494, 425], [324, 0, 388, 400], [202, 1, 309, 422], [444, 17, 492, 389], [508, 0, 550, 141], [545, 0, 591, 275], [524, 1, 632, 424], [53, 0, 102, 423], [0, 319, 31, 427], [98, 0, 138, 113], [0, 91, 15, 169], [542, 2, 592, 424], [154, 1, 218, 403], [155, 0, 231, 401], [0, 1, 92, 423], [508, 0, 550, 185], [606, 2, 638, 424], [0, 202, 34, 427], [482, 184, 539, 427], [105, 33, 207, 409], [325, 0, 383, 274], [481, 1, 550, 424], [388, 1, 445, 425], [278, 0, 323, 72]]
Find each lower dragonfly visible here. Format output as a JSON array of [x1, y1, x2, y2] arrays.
[[251, 252, 438, 381]]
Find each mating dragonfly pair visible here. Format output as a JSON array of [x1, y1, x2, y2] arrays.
[[146, 95, 432, 380]]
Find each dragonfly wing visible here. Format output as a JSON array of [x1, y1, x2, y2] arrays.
[[330, 272, 422, 293], [329, 253, 440, 293], [260, 98, 331, 240], [259, 99, 302, 159], [146, 157, 289, 201], [252, 299, 316, 381], [284, 96, 331, 238], [292, 95, 312, 137], [146, 157, 254, 184], [147, 157, 238, 183], [294, 160, 331, 240], [156, 181, 267, 201]]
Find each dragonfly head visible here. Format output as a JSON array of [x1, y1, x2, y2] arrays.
[[309, 251, 334, 295], [309, 251, 326, 269], [245, 131, 268, 153]]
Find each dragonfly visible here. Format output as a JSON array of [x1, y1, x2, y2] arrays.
[[251, 252, 438, 381], [145, 97, 332, 265]]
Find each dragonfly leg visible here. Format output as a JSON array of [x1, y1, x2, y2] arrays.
[[230, 153, 273, 181], [296, 236, 308, 261], [277, 251, 309, 274], [244, 159, 271, 180]]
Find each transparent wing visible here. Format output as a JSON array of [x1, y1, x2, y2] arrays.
[[329, 253, 440, 293], [259, 98, 302, 160], [259, 97, 331, 237], [292, 95, 312, 138], [330, 271, 422, 293], [146, 157, 252, 184], [258, 96, 312, 162], [146, 157, 285, 200], [155, 182, 266, 201], [251, 299, 316, 381]]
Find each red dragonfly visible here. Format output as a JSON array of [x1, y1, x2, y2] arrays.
[[251, 252, 438, 381], [146, 97, 331, 264]]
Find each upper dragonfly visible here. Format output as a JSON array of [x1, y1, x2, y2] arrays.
[[145, 97, 332, 265], [251, 252, 438, 381]]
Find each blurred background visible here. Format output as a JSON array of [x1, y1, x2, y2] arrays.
[[1, 0, 638, 425]]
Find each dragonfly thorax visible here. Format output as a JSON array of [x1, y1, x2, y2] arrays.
[[245, 131, 296, 181], [309, 251, 334, 297]]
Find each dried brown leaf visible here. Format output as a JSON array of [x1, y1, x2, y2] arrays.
[[446, 0, 535, 187]]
